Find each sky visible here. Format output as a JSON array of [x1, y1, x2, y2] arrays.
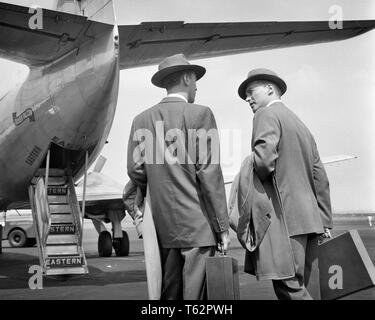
[[0, 0, 374, 213]]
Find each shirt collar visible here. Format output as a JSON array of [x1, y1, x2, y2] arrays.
[[266, 99, 282, 108], [166, 93, 188, 103]]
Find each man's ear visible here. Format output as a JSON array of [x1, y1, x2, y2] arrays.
[[267, 84, 274, 96], [182, 72, 190, 86]]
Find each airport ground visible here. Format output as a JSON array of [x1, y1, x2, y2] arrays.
[[0, 215, 374, 300]]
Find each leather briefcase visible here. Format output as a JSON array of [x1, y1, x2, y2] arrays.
[[206, 254, 240, 300], [319, 229, 375, 300]]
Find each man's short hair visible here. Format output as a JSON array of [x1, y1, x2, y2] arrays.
[[162, 70, 195, 90]]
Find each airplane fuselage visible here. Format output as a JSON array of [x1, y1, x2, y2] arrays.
[[0, 23, 119, 210]]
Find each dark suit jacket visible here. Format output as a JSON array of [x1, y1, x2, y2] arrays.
[[251, 102, 332, 237], [127, 97, 229, 248]]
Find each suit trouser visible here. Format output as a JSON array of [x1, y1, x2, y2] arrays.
[[272, 233, 321, 300], [160, 246, 216, 300]]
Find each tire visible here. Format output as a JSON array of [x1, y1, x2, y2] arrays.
[[98, 231, 112, 257], [8, 229, 27, 248], [113, 230, 130, 257], [26, 238, 37, 247]]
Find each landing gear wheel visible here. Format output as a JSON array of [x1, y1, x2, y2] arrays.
[[98, 231, 112, 257], [8, 229, 27, 247], [113, 231, 130, 257]]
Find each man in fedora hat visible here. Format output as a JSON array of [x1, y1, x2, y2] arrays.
[[237, 68, 333, 299], [127, 53, 230, 300]]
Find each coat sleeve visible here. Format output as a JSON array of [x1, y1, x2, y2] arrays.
[[312, 138, 333, 229], [228, 173, 240, 232], [195, 107, 229, 233], [252, 108, 281, 181], [127, 119, 147, 197]]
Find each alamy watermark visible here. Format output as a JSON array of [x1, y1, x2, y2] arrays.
[[28, 6, 43, 30], [328, 5, 343, 30], [328, 265, 343, 290], [28, 265, 43, 290], [131, 122, 242, 168]]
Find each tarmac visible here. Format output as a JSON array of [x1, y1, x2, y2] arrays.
[[0, 216, 375, 300]]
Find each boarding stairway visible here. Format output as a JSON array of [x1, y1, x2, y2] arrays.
[[29, 168, 88, 276]]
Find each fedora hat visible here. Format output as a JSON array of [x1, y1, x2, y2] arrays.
[[238, 68, 287, 100], [151, 53, 206, 88]]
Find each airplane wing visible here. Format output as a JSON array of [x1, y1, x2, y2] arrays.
[[1, 1, 374, 68], [224, 155, 357, 185], [72, 155, 359, 208], [0, 2, 111, 66], [118, 20, 375, 69], [7, 170, 125, 212], [7, 153, 125, 213], [321, 155, 358, 165], [8, 155, 359, 209], [75, 171, 125, 213]]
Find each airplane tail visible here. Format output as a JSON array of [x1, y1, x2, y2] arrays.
[[54, 0, 116, 24], [0, 1, 117, 67], [53, 0, 82, 15]]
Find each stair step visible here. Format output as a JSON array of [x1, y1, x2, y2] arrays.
[[48, 195, 68, 204], [50, 214, 73, 224], [36, 168, 66, 177], [46, 177, 67, 186], [50, 223, 75, 234], [45, 254, 84, 269], [31, 171, 66, 185], [31, 177, 67, 186], [49, 204, 71, 214], [46, 245, 79, 256], [45, 266, 88, 275], [46, 234, 77, 245]]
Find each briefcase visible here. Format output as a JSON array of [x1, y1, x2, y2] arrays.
[[319, 230, 375, 300], [206, 255, 240, 300]]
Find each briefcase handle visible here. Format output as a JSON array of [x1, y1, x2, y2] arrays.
[[218, 248, 227, 256]]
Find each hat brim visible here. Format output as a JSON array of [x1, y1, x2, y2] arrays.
[[238, 74, 287, 100], [151, 65, 206, 88]]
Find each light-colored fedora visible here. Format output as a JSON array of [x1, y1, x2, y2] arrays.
[[151, 53, 206, 88], [238, 68, 287, 100]]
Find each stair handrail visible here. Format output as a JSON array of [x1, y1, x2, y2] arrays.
[[28, 177, 50, 271], [28, 185, 44, 268], [67, 174, 84, 247]]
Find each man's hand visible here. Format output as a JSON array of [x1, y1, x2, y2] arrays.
[[217, 230, 230, 255], [133, 187, 145, 239], [133, 206, 143, 239], [319, 227, 332, 242]]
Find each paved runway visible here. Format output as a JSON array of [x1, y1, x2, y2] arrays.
[[1, 216, 374, 300]]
